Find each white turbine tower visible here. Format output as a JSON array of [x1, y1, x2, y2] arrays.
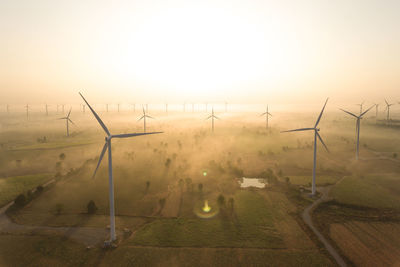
[[384, 99, 395, 122], [80, 93, 162, 242], [58, 108, 75, 136], [281, 98, 329, 196], [45, 104, 49, 116], [25, 104, 29, 120], [138, 107, 155, 133], [340, 105, 374, 160], [206, 107, 219, 132], [260, 105, 272, 129]]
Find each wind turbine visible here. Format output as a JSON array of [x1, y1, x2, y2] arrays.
[[132, 103, 136, 112], [260, 105, 272, 129], [45, 104, 49, 116], [79, 92, 162, 242], [384, 99, 395, 122], [58, 108, 75, 136], [225, 102, 228, 112], [106, 104, 109, 113], [25, 104, 29, 120], [206, 107, 219, 132], [138, 107, 155, 133], [62, 104, 65, 114], [6, 104, 9, 114], [192, 103, 194, 113], [340, 105, 374, 160], [165, 103, 168, 114], [281, 98, 329, 196], [117, 103, 120, 113], [356, 101, 364, 114], [145, 103, 148, 113]]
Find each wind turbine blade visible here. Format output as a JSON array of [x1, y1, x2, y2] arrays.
[[68, 118, 75, 125], [360, 105, 374, 117], [206, 116, 212, 120], [146, 115, 155, 119], [260, 112, 267, 116], [58, 117, 67, 120], [281, 128, 315, 133], [339, 109, 358, 118], [93, 142, 108, 178], [316, 132, 329, 152], [214, 115, 220, 120], [67, 108, 72, 118], [314, 98, 329, 127], [79, 93, 111, 136], [384, 99, 389, 106], [112, 132, 163, 139], [137, 115, 144, 121], [267, 112, 272, 116], [142, 107, 145, 115]]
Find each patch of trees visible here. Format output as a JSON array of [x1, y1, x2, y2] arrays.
[[11, 185, 46, 210], [36, 136, 48, 143], [87, 200, 98, 214]]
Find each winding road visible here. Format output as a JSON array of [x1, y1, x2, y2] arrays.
[[302, 183, 347, 267]]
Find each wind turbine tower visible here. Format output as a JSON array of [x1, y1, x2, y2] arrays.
[[340, 105, 374, 160], [260, 105, 272, 129], [58, 108, 75, 136], [206, 107, 220, 132], [138, 107, 155, 133], [80, 93, 162, 242], [281, 99, 329, 196], [384, 99, 395, 123]]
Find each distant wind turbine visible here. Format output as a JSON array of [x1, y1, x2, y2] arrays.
[[79, 92, 162, 242], [225, 102, 228, 112], [340, 105, 373, 160], [117, 103, 120, 113], [138, 107, 155, 133], [356, 101, 364, 114], [6, 104, 9, 114], [58, 108, 75, 136], [165, 103, 168, 114], [260, 105, 272, 129], [106, 104, 109, 113], [45, 104, 49, 116], [206, 107, 219, 132], [25, 104, 29, 120], [281, 98, 329, 196], [384, 99, 395, 122], [62, 104, 65, 114], [192, 103, 194, 113]]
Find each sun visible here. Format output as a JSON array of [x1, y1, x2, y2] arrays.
[[96, 4, 300, 99]]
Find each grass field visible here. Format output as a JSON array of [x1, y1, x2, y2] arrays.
[[0, 173, 53, 207], [130, 190, 284, 248], [286, 175, 339, 186], [330, 174, 400, 209]]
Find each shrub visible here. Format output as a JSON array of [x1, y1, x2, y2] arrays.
[[217, 194, 225, 207], [87, 200, 98, 214], [14, 194, 26, 207], [55, 203, 64, 215], [36, 185, 44, 193], [59, 153, 66, 161]]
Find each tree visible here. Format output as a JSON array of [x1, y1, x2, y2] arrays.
[[159, 198, 166, 210], [55, 203, 64, 215], [178, 179, 184, 192], [15, 194, 26, 207], [36, 185, 44, 193], [217, 194, 225, 207], [165, 158, 171, 168], [198, 183, 203, 192], [59, 153, 66, 161], [87, 200, 98, 214], [145, 181, 150, 192], [285, 177, 290, 184]]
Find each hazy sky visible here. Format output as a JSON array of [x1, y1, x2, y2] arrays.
[[0, 0, 399, 104]]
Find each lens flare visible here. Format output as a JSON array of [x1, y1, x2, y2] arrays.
[[202, 200, 211, 213]]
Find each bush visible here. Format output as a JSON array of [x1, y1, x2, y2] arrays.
[[55, 203, 64, 215], [59, 153, 66, 161], [36, 185, 44, 193], [87, 200, 98, 214], [14, 194, 26, 207], [217, 194, 225, 207]]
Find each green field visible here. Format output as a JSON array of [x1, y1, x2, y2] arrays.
[[330, 174, 400, 209], [131, 191, 283, 248], [0, 174, 53, 207]]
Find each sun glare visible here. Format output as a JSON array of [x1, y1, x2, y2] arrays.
[[97, 5, 300, 98]]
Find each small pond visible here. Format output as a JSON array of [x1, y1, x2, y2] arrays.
[[238, 177, 268, 188]]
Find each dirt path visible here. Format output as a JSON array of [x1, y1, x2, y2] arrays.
[[302, 183, 347, 267]]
